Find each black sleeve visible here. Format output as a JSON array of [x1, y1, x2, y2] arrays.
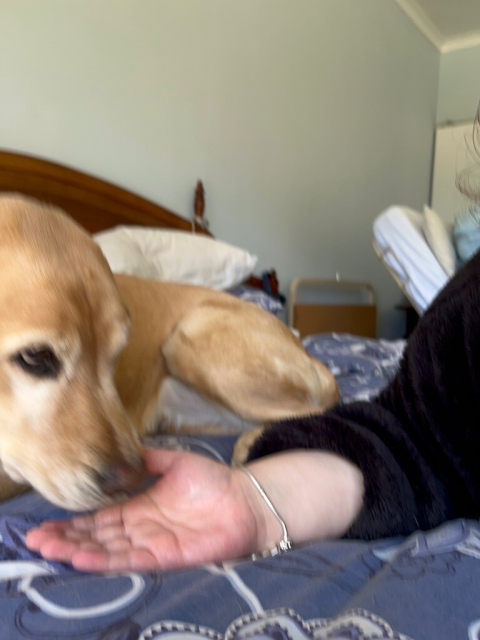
[[246, 403, 450, 540], [247, 252, 480, 540]]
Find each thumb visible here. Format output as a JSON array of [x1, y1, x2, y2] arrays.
[[142, 448, 185, 476]]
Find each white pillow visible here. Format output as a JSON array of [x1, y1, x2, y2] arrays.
[[94, 226, 258, 290], [422, 206, 457, 277], [93, 227, 158, 279]]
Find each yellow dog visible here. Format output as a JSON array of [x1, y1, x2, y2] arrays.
[[0, 195, 338, 510]]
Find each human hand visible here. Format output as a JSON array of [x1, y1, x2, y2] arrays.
[[25, 449, 263, 572], [26, 447, 363, 573]]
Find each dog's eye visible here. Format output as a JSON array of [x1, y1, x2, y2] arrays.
[[12, 347, 61, 379]]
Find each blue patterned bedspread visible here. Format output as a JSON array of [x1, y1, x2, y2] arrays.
[[1, 434, 479, 640], [303, 332, 406, 402], [1, 335, 477, 640]]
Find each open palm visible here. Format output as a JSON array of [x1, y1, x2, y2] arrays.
[[25, 449, 258, 572]]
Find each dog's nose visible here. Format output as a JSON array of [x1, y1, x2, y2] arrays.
[[97, 458, 147, 497]]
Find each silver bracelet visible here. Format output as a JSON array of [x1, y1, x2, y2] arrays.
[[239, 465, 292, 560]]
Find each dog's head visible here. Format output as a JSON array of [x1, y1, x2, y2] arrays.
[[0, 195, 145, 510]]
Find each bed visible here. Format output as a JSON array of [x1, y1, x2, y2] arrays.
[[0, 150, 477, 640]]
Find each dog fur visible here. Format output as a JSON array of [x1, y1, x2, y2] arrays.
[[0, 195, 338, 510]]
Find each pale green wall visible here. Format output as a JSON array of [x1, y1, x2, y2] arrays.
[[437, 44, 480, 124], [0, 0, 440, 338]]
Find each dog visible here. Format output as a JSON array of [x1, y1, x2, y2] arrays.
[[0, 195, 339, 510]]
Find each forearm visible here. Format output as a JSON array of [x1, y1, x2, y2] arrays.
[[247, 407, 434, 539], [236, 450, 364, 554]]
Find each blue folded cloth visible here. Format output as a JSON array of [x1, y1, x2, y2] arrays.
[[453, 205, 480, 265]]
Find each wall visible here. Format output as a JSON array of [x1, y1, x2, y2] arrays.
[[0, 0, 440, 338], [437, 44, 480, 124]]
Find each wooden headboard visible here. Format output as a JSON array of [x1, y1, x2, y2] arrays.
[[0, 149, 211, 235], [0, 149, 282, 295]]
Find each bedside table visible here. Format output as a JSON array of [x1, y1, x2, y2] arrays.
[[289, 278, 376, 338]]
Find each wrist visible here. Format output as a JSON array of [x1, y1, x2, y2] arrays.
[[237, 466, 291, 558], [236, 450, 364, 549], [234, 466, 286, 556]]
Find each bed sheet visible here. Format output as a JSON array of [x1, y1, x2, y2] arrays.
[[303, 332, 406, 402], [373, 206, 449, 314], [0, 432, 479, 640]]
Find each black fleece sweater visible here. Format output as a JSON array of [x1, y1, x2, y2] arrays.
[[247, 251, 480, 540]]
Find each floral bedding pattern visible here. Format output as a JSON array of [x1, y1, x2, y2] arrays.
[[227, 285, 284, 316], [1, 334, 474, 640], [303, 332, 406, 401], [1, 434, 479, 640]]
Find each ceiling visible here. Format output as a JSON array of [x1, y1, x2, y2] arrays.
[[395, 0, 480, 52]]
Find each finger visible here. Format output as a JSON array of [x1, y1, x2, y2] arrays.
[[90, 524, 127, 544], [25, 526, 72, 550], [35, 536, 84, 563], [143, 448, 184, 475], [78, 541, 105, 552], [103, 538, 133, 553], [35, 519, 73, 532], [68, 514, 97, 532], [26, 517, 116, 550], [72, 504, 123, 531], [71, 547, 160, 573], [25, 528, 49, 550], [63, 529, 95, 542]]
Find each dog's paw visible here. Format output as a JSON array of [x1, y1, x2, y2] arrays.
[[231, 426, 266, 467]]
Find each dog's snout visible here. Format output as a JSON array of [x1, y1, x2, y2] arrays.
[[97, 457, 147, 497]]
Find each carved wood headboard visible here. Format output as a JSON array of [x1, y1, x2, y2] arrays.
[[0, 149, 211, 235], [0, 149, 282, 294]]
